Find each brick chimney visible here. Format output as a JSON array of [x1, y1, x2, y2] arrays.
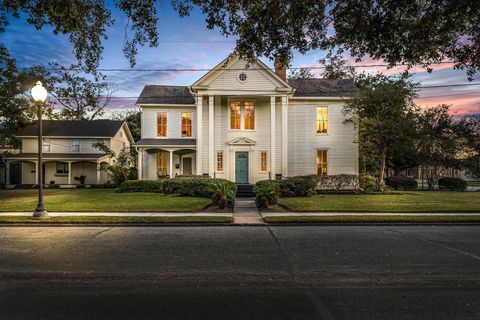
[[274, 56, 287, 81]]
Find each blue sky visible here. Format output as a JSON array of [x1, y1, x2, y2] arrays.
[[2, 2, 479, 115]]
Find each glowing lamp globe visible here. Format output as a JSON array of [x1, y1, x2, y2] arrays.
[[31, 81, 48, 103]]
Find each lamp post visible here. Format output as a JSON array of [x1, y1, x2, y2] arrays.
[[31, 81, 48, 219]]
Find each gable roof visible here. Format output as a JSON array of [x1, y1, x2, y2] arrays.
[[288, 79, 357, 97], [136, 85, 195, 105], [16, 120, 127, 138]]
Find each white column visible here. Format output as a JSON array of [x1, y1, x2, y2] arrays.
[[196, 95, 203, 175], [270, 96, 276, 178], [281, 96, 288, 177], [34, 161, 38, 185], [5, 161, 10, 185], [169, 150, 174, 178], [137, 148, 143, 180], [96, 161, 101, 184], [67, 161, 72, 184], [208, 95, 214, 177]]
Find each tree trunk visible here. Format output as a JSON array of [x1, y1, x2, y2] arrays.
[[377, 147, 388, 192]]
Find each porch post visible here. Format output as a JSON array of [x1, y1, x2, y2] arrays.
[[67, 161, 72, 184], [169, 150, 174, 178], [5, 161, 10, 184], [281, 95, 288, 177], [208, 95, 214, 177], [137, 148, 143, 180], [196, 95, 203, 175], [34, 161, 39, 185], [270, 96, 276, 178], [96, 161, 101, 184]]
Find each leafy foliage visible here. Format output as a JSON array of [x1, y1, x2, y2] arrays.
[[385, 176, 418, 191], [93, 142, 137, 186], [438, 177, 467, 191], [110, 109, 141, 141], [117, 180, 164, 193], [317, 174, 359, 191], [359, 174, 377, 193], [279, 177, 317, 197], [254, 180, 280, 208], [207, 180, 236, 209]]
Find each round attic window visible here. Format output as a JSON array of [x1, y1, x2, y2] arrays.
[[238, 72, 247, 82]]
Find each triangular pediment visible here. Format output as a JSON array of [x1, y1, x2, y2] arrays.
[[227, 137, 256, 146], [191, 54, 292, 93]]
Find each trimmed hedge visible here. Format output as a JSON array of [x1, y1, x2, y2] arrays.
[[117, 180, 164, 193], [385, 176, 418, 190], [279, 176, 317, 197], [438, 177, 467, 191]]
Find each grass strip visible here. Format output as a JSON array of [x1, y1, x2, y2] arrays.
[[0, 216, 233, 224], [264, 215, 480, 223]]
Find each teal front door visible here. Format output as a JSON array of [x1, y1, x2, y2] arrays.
[[235, 152, 249, 184]]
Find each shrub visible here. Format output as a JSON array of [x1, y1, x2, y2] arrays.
[[317, 174, 359, 190], [438, 177, 467, 191], [254, 180, 280, 208], [385, 176, 418, 190], [359, 174, 377, 193], [117, 180, 164, 193], [208, 180, 236, 209], [279, 177, 317, 197]]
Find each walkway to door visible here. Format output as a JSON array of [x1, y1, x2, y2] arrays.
[[233, 197, 264, 224]]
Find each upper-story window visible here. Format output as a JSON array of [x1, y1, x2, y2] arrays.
[[229, 100, 255, 130], [72, 139, 80, 152], [230, 101, 241, 130], [181, 112, 192, 137], [316, 106, 328, 134], [42, 138, 51, 152], [157, 112, 167, 137]]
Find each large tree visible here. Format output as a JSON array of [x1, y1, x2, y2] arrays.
[[110, 109, 141, 142], [51, 65, 117, 120], [462, 115, 480, 179], [1, 1, 479, 78], [343, 74, 419, 191], [416, 105, 469, 189]]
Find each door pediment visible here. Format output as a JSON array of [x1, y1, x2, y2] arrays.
[[227, 137, 256, 146]]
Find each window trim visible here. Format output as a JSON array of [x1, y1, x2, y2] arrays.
[[181, 112, 193, 138], [71, 139, 80, 152], [316, 149, 328, 176], [216, 151, 224, 172], [315, 106, 329, 135], [260, 151, 268, 172], [156, 112, 168, 138], [42, 138, 51, 152], [227, 98, 256, 131]]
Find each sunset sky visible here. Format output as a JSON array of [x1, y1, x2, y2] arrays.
[[2, 2, 479, 116]]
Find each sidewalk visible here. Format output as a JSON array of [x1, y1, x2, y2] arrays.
[[233, 198, 264, 224], [261, 212, 480, 217], [0, 212, 232, 217]]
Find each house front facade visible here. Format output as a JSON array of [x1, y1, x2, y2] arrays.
[[3, 120, 133, 186], [135, 54, 358, 184]]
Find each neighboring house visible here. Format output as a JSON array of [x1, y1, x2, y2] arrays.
[[391, 166, 476, 184], [0, 136, 14, 184], [135, 54, 358, 184], [3, 120, 134, 186]]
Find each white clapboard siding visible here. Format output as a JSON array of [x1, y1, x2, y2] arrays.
[[141, 106, 196, 139], [287, 100, 358, 176]]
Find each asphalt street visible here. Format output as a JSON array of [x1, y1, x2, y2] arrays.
[[0, 225, 479, 319]]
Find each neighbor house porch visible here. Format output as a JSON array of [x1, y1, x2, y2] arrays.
[[3, 153, 110, 186]]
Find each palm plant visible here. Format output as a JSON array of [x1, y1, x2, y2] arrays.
[[207, 180, 235, 209]]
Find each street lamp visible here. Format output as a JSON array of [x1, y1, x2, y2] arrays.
[[31, 81, 48, 219]]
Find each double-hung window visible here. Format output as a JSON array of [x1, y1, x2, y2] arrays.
[[316, 149, 328, 176], [157, 112, 168, 137], [181, 112, 192, 137], [56, 162, 69, 175], [316, 106, 328, 134], [229, 100, 255, 130], [72, 139, 80, 152], [42, 138, 51, 152]]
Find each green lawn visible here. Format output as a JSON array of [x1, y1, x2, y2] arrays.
[[467, 181, 480, 187], [0, 189, 211, 212], [0, 216, 232, 224], [265, 215, 480, 223], [279, 191, 480, 213]]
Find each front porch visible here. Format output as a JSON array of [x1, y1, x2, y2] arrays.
[[3, 153, 109, 186]]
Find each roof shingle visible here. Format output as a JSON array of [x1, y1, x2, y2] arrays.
[[16, 120, 125, 137], [136, 85, 195, 105]]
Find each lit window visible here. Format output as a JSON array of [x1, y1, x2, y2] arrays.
[[316, 150, 328, 175], [42, 138, 51, 152], [216, 151, 224, 172], [260, 151, 268, 172], [157, 112, 167, 137], [316, 107, 328, 134], [244, 101, 255, 130], [56, 162, 69, 174], [230, 101, 241, 129], [72, 139, 80, 152], [157, 151, 169, 177], [181, 112, 192, 137]]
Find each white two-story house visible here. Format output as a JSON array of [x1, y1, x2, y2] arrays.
[[135, 54, 358, 184], [3, 120, 133, 186]]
